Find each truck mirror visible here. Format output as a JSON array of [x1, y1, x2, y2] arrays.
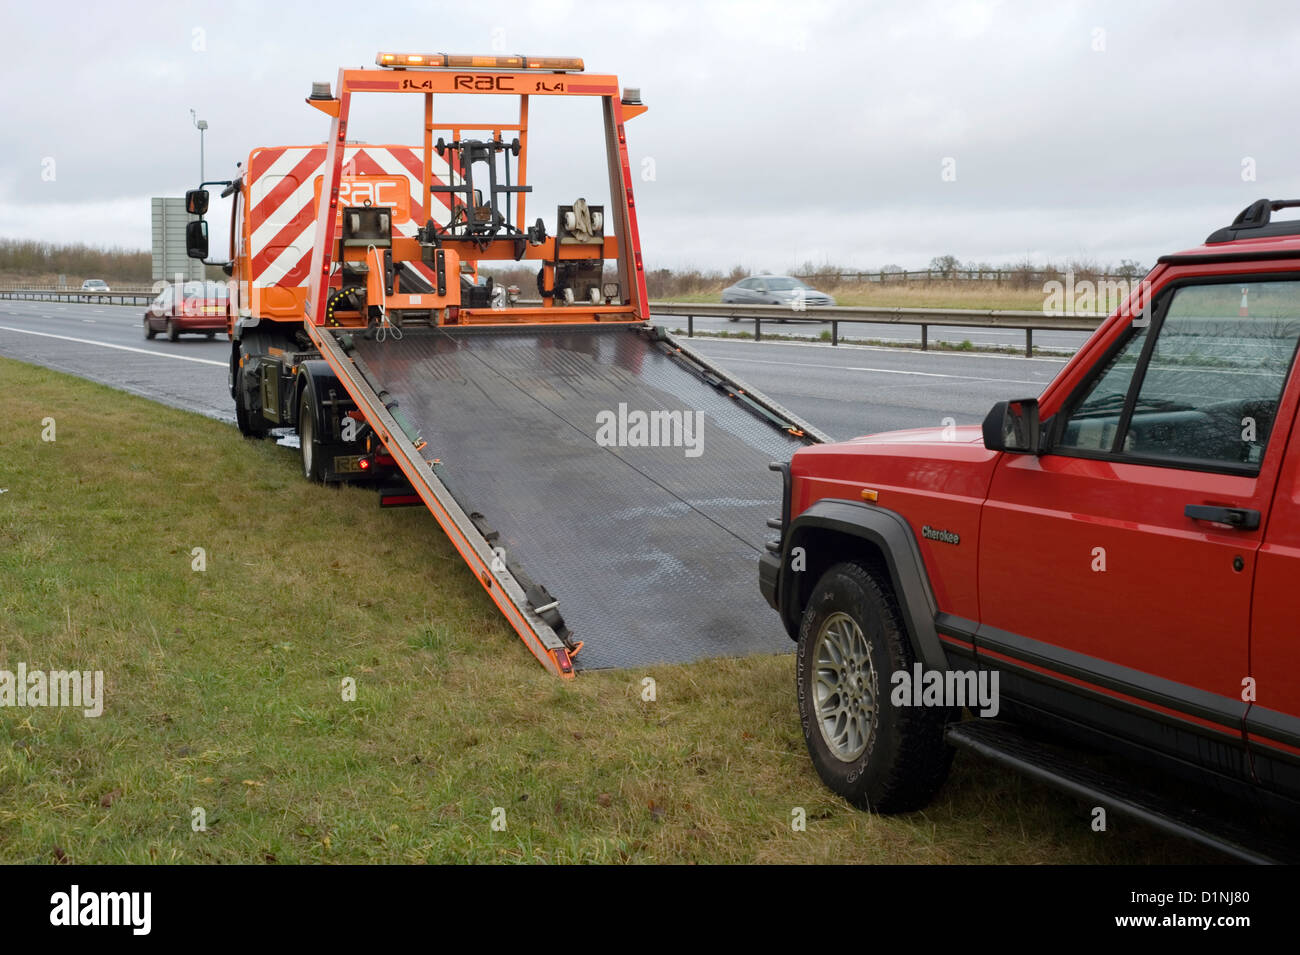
[[186, 219, 209, 260], [982, 397, 1040, 453], [186, 189, 210, 216]]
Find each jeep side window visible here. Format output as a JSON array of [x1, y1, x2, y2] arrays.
[[1057, 325, 1149, 452], [1123, 283, 1300, 466], [1058, 280, 1300, 469]]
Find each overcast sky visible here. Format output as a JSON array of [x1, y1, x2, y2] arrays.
[[4, 0, 1300, 272]]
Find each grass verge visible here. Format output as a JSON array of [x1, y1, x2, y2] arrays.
[[0, 358, 1204, 863]]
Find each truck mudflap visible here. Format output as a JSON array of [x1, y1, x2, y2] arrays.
[[305, 319, 822, 673]]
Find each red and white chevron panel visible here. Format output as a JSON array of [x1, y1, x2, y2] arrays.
[[246, 145, 453, 290]]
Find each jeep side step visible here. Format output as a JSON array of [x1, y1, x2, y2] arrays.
[[945, 720, 1300, 865]]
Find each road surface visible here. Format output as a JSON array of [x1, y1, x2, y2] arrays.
[[0, 299, 1072, 440]]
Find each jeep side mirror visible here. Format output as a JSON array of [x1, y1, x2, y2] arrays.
[[982, 398, 1040, 453], [186, 219, 209, 260], [186, 189, 210, 216]]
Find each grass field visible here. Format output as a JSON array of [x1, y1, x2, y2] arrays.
[[0, 358, 1206, 863]]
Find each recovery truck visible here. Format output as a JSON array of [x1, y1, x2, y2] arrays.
[[184, 52, 824, 678]]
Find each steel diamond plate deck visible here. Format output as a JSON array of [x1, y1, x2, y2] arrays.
[[351, 324, 805, 669]]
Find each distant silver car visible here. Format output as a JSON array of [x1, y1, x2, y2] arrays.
[[720, 275, 833, 319], [80, 279, 111, 293]]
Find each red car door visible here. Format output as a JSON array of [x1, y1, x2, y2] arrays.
[[1247, 403, 1300, 792], [977, 277, 1300, 765]]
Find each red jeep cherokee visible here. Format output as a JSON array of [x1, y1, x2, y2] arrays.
[[761, 200, 1300, 860]]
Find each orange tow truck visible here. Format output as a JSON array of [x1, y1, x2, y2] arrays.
[[185, 53, 825, 676]]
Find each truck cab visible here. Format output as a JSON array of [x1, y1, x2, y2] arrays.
[[763, 199, 1300, 857]]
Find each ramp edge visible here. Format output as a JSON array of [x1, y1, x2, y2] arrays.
[[305, 322, 579, 678]]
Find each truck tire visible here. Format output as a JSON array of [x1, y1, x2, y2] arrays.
[[235, 392, 267, 439], [233, 363, 268, 439], [298, 386, 326, 482], [796, 561, 953, 813], [228, 343, 240, 400]]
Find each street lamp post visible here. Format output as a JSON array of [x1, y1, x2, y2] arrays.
[[189, 110, 209, 280], [189, 109, 208, 182]]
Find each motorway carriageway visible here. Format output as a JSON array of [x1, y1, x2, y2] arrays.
[[0, 299, 1070, 441]]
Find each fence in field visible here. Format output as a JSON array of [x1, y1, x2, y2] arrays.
[[792, 269, 1143, 285]]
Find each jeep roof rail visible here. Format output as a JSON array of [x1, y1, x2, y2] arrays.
[[1205, 198, 1300, 243]]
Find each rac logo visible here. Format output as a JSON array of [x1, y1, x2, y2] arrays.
[[454, 74, 514, 91], [313, 175, 411, 223]]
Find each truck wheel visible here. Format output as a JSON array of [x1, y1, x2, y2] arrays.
[[235, 392, 267, 439], [796, 561, 953, 813], [233, 364, 268, 439], [167, 320, 179, 342], [228, 345, 240, 400], [298, 387, 326, 482], [143, 317, 156, 340]]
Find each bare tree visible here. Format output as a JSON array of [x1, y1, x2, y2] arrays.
[[928, 254, 962, 278]]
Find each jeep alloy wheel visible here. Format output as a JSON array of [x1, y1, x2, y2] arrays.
[[812, 611, 877, 762]]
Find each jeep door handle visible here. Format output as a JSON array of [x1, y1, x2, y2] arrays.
[[1184, 504, 1261, 530]]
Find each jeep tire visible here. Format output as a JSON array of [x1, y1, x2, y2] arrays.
[[796, 561, 954, 813]]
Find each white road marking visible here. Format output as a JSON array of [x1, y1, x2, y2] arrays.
[[0, 325, 225, 366], [708, 353, 1045, 385]]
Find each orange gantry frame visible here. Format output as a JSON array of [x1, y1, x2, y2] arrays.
[[302, 53, 651, 331], [288, 55, 653, 678]]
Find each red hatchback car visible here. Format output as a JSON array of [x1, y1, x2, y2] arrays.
[[144, 281, 229, 341]]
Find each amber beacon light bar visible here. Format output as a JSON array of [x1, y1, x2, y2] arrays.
[[375, 53, 585, 72]]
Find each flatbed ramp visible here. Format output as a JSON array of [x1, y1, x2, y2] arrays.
[[343, 324, 818, 670]]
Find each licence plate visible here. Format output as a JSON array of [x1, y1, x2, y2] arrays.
[[333, 455, 365, 474]]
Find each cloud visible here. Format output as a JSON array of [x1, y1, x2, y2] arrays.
[[0, 196, 156, 249], [3, 0, 1299, 270]]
